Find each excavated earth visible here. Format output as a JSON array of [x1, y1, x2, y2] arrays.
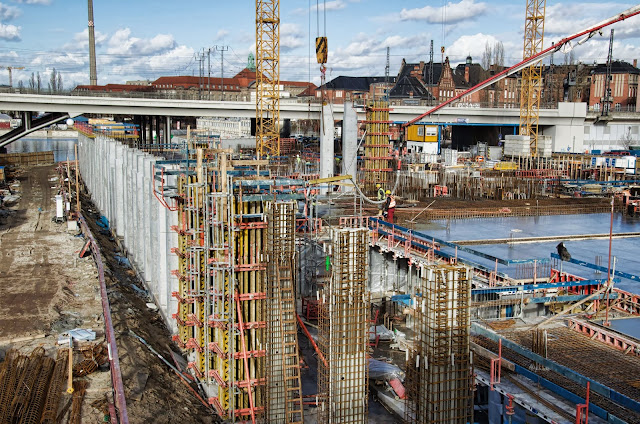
[[0, 165, 216, 424]]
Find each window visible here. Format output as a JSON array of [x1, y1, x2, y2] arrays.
[[417, 127, 424, 136], [615, 103, 621, 111], [336, 90, 343, 98]]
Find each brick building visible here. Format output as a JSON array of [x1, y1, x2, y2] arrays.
[[589, 60, 639, 112], [73, 68, 316, 102], [315, 76, 395, 104]]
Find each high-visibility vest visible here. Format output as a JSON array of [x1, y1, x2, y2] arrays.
[[389, 196, 396, 208], [378, 188, 385, 201]]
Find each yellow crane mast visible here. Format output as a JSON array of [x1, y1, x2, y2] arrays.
[[519, 0, 546, 158], [255, 0, 280, 158]]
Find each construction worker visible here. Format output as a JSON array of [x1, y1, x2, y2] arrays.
[[383, 190, 396, 223], [376, 184, 385, 201], [295, 154, 302, 172]]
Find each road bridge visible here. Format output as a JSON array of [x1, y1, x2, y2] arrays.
[[1, 93, 637, 151]]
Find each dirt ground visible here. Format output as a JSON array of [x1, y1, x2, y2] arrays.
[[0, 165, 109, 423], [0, 164, 216, 423]]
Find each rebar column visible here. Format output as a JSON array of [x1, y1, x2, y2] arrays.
[[318, 228, 369, 424], [266, 201, 303, 423], [405, 264, 473, 424]]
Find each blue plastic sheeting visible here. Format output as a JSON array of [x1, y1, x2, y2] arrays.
[[472, 323, 640, 415], [96, 215, 109, 230], [551, 253, 640, 282]]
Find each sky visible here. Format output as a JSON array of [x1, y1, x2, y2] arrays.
[[0, 0, 639, 89]]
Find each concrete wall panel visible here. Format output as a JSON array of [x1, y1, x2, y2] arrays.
[[77, 134, 178, 335]]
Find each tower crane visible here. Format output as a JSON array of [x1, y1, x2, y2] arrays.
[[519, 0, 546, 158], [255, 0, 280, 158], [3, 66, 24, 88]]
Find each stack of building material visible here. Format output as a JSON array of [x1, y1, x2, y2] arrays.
[[441, 148, 458, 166], [537, 135, 552, 157], [503, 135, 531, 157]]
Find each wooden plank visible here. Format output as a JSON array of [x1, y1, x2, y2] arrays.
[[230, 160, 269, 167]]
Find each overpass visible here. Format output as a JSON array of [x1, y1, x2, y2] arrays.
[[0, 92, 629, 151]]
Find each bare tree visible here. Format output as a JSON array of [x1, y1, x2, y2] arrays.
[[620, 127, 634, 149], [36, 72, 42, 94], [57, 73, 63, 93], [17, 80, 23, 92], [50, 68, 58, 93], [493, 42, 505, 68], [481, 42, 492, 70], [28, 72, 35, 92]]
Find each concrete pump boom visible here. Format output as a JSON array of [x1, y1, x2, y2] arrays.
[[403, 4, 640, 127]]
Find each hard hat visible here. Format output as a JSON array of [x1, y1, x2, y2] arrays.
[[376, 184, 381, 188], [386, 190, 391, 194]]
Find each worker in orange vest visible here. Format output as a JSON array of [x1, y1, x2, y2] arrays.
[[383, 190, 396, 223]]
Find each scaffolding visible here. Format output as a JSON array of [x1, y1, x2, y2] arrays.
[[266, 201, 303, 423], [171, 152, 269, 422], [362, 100, 392, 195], [405, 264, 473, 424], [318, 228, 369, 424]]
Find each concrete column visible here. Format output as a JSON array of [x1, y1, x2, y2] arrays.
[[155, 116, 160, 146], [319, 103, 334, 195], [342, 101, 358, 192], [143, 155, 154, 282], [114, 143, 125, 238], [134, 153, 145, 271], [165, 116, 171, 145]]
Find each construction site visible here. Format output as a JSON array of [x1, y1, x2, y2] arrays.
[[2, 1, 640, 424]]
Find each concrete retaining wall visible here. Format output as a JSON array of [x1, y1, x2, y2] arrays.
[[77, 134, 179, 333]]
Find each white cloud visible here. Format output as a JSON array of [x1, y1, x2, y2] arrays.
[[11, 0, 51, 4], [148, 45, 195, 71], [293, 0, 346, 15], [400, 0, 487, 24], [281, 23, 304, 51], [545, 2, 640, 39], [0, 2, 21, 20], [448, 33, 521, 66], [214, 29, 229, 41], [107, 28, 176, 55], [63, 28, 107, 52], [0, 23, 20, 40]]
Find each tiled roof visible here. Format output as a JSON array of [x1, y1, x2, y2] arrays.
[[389, 75, 433, 100]]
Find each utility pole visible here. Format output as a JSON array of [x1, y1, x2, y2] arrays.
[[429, 40, 434, 105], [384, 46, 390, 100], [602, 29, 614, 117], [215, 45, 229, 101], [87, 0, 97, 85], [208, 48, 211, 100]]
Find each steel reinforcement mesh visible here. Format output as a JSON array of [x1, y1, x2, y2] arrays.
[[318, 228, 369, 424], [266, 201, 303, 423], [405, 265, 473, 424]]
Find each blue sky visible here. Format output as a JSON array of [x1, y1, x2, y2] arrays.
[[0, 0, 639, 88]]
